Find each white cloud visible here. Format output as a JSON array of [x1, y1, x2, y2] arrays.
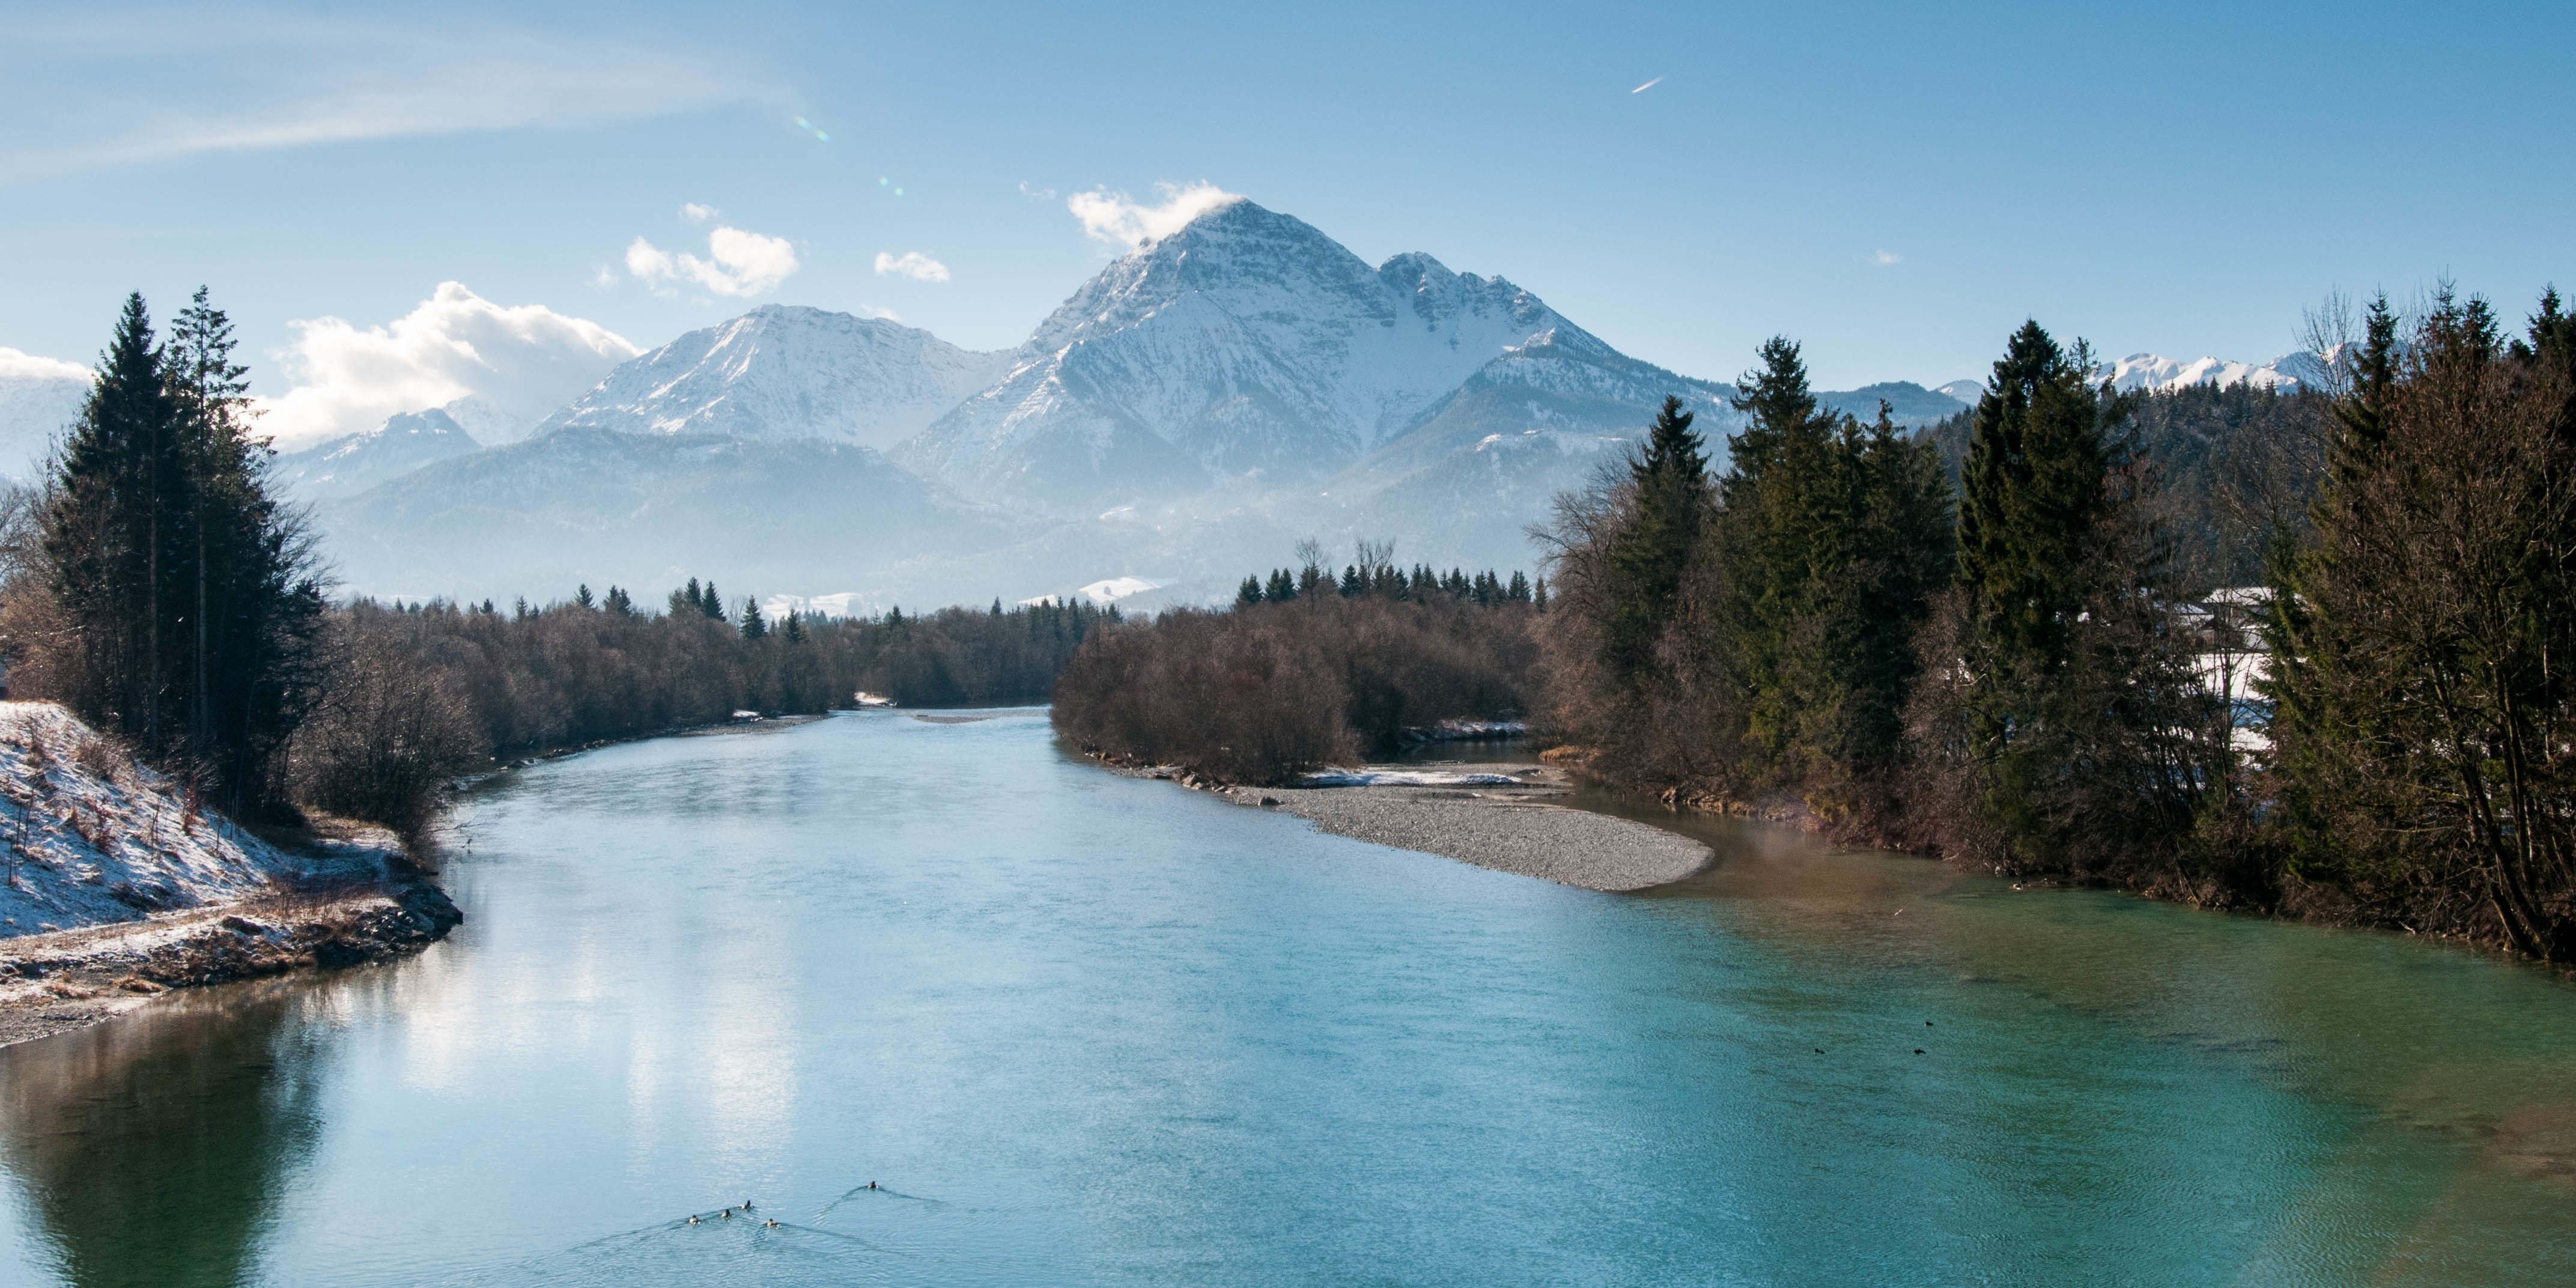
[[1873, 249, 1903, 266], [1066, 182, 1244, 249], [0, 17, 764, 181], [1632, 76, 1665, 93], [251, 282, 639, 451], [1018, 180, 1057, 200], [873, 251, 950, 283], [680, 202, 718, 222], [626, 226, 800, 297], [0, 348, 92, 384]]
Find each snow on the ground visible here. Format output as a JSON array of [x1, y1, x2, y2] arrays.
[[0, 702, 320, 937], [1408, 718, 1528, 741], [1019, 576, 1164, 607], [1301, 768, 1530, 788]]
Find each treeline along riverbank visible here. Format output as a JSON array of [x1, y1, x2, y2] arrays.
[[1053, 554, 1540, 784], [1053, 287, 2576, 965]]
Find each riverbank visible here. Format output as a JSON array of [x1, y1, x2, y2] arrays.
[[0, 861, 460, 1047], [1132, 763, 1712, 893], [0, 699, 464, 1046]]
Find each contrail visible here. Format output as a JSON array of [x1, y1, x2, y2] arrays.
[[1632, 76, 1664, 94]]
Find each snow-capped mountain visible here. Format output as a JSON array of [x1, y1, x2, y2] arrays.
[[535, 306, 1012, 451], [1933, 379, 1984, 405], [2097, 352, 2322, 394], [271, 407, 481, 500], [896, 199, 1626, 513], [0, 348, 91, 481]]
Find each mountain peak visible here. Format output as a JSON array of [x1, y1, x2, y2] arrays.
[[536, 306, 1009, 450]]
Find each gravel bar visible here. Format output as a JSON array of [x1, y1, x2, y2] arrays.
[[1224, 775, 1711, 893]]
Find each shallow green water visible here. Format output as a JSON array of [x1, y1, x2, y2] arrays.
[[1, 710, 2571, 1286]]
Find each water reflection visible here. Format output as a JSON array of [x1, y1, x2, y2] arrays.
[[0, 983, 323, 1287]]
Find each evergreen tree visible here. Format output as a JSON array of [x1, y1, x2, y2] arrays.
[[2327, 294, 2402, 489], [1599, 395, 1709, 679], [604, 586, 633, 615], [575, 583, 595, 610], [1956, 321, 2115, 675], [782, 609, 805, 643], [700, 581, 727, 619], [1237, 576, 1263, 607], [1918, 319, 2213, 873], [32, 290, 323, 809], [2264, 288, 2576, 958], [1265, 568, 1296, 601], [1506, 571, 1531, 603], [1339, 564, 1363, 597], [738, 596, 767, 639], [1717, 342, 1955, 805]]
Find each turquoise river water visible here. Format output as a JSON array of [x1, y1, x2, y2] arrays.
[[1, 709, 2572, 1286]]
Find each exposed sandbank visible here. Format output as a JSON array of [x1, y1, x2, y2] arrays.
[[1140, 765, 1712, 893]]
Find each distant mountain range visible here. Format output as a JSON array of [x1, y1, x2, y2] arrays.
[[0, 348, 90, 482], [0, 199, 2330, 610]]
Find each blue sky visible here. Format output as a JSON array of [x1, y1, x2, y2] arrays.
[[3, 1, 2569, 445]]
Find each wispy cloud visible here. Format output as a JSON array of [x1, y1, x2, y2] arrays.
[[873, 251, 950, 282], [1018, 180, 1057, 201], [251, 282, 638, 449], [680, 202, 718, 223], [626, 226, 801, 297], [0, 347, 91, 384], [0, 15, 767, 181], [1632, 76, 1665, 94], [1872, 249, 1903, 266], [1066, 182, 1244, 249]]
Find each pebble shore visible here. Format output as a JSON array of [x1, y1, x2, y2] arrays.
[[1211, 768, 1711, 893]]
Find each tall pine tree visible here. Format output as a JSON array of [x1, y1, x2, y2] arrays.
[[30, 290, 323, 809], [1599, 395, 1710, 680]]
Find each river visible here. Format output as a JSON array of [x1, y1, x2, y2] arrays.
[[1, 709, 2571, 1286]]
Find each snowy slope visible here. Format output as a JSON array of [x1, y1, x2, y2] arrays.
[[2098, 352, 2319, 393], [536, 306, 1012, 451], [271, 407, 481, 500], [0, 348, 90, 482], [896, 200, 1601, 512], [0, 703, 303, 935]]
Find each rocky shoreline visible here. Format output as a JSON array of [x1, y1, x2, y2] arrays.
[[0, 863, 460, 1049], [1133, 763, 1713, 893]]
